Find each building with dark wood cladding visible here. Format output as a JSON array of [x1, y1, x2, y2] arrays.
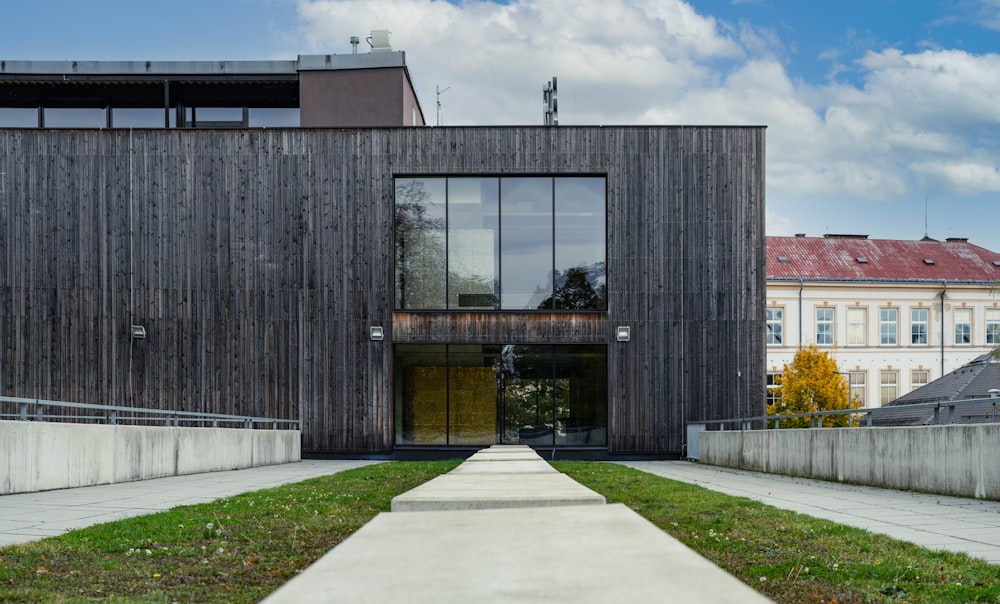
[[0, 53, 766, 458]]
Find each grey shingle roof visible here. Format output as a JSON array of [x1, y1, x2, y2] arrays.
[[873, 354, 1000, 426]]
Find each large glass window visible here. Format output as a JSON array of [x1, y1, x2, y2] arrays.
[[0, 108, 38, 127], [847, 307, 866, 346], [393, 345, 449, 444], [880, 308, 898, 345], [248, 108, 301, 127], [879, 370, 898, 406], [849, 371, 866, 408], [552, 178, 607, 309], [766, 308, 783, 345], [112, 108, 167, 128], [393, 344, 607, 447], [911, 308, 929, 345], [449, 345, 503, 445], [816, 307, 834, 346], [766, 372, 781, 406], [448, 178, 500, 309], [911, 369, 929, 392], [395, 176, 607, 311], [500, 178, 553, 309], [955, 308, 972, 345], [395, 178, 447, 309], [45, 108, 106, 128], [987, 309, 1000, 345]]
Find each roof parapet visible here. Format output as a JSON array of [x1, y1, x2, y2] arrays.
[[0, 52, 408, 77]]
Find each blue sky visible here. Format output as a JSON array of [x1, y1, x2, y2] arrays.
[[3, 0, 999, 251]]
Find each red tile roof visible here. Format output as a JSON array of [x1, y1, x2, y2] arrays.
[[767, 235, 1000, 283]]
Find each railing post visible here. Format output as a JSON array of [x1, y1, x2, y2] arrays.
[[110, 411, 118, 425], [36, 405, 44, 422], [19, 402, 28, 421], [866, 411, 872, 427], [933, 406, 940, 425], [948, 404, 956, 424]]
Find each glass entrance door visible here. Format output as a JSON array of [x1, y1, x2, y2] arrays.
[[393, 344, 607, 447], [501, 346, 555, 445]]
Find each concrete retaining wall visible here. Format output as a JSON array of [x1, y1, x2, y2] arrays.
[[0, 421, 301, 495], [701, 425, 1000, 500]]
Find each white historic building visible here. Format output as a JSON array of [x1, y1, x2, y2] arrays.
[[766, 235, 1000, 409]]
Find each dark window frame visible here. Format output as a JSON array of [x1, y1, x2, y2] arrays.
[[392, 343, 609, 447], [393, 174, 608, 313]]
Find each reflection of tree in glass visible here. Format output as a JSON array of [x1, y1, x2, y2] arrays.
[[539, 263, 607, 310], [396, 180, 501, 309], [395, 180, 445, 309], [498, 346, 548, 440]]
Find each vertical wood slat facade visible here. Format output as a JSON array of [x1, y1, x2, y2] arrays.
[[0, 126, 764, 455]]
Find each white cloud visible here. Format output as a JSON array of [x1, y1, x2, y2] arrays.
[[764, 208, 796, 236], [289, 0, 1000, 239], [292, 0, 743, 124], [910, 158, 1000, 196], [974, 0, 1000, 30]]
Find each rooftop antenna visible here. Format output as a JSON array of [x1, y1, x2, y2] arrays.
[[350, 36, 360, 54], [543, 77, 558, 126], [436, 85, 450, 126], [923, 193, 929, 238]]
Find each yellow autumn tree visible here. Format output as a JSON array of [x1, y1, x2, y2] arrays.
[[769, 344, 856, 428]]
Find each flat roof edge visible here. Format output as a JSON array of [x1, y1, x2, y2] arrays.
[[0, 52, 407, 76], [297, 52, 406, 70]]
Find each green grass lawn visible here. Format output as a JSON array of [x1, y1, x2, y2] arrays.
[[0, 461, 459, 603], [555, 461, 1000, 604], [4, 460, 1000, 603]]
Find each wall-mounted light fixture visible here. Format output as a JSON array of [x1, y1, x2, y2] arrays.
[[616, 326, 630, 342], [369, 326, 384, 341], [131, 325, 147, 339]]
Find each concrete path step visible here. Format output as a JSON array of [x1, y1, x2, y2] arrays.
[[390, 445, 605, 511], [264, 446, 775, 603], [391, 473, 606, 511], [263, 503, 772, 604]]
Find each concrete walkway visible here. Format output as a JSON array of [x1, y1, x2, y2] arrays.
[[7, 455, 999, 599], [0, 460, 376, 546], [623, 461, 1000, 564], [264, 446, 772, 603]]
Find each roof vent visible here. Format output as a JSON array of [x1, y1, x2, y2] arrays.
[[923, 258, 935, 265], [368, 29, 392, 52], [794, 233, 806, 238], [856, 257, 868, 264], [777, 256, 790, 263], [946, 237, 968, 243], [825, 234, 869, 239], [993, 260, 1000, 267]]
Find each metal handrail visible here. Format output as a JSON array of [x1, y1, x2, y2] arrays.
[[695, 396, 1000, 431], [0, 396, 299, 430]]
